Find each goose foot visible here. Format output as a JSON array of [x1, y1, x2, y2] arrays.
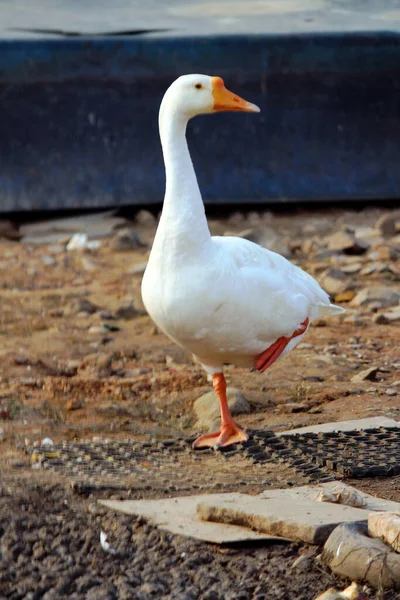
[[193, 421, 248, 449]]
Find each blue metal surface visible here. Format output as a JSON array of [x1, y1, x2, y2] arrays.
[[1, 4, 400, 210]]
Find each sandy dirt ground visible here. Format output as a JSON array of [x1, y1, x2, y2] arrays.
[[0, 204, 399, 599]]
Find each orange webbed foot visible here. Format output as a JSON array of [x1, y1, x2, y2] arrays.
[[193, 421, 248, 449]]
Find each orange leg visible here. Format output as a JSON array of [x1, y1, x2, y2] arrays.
[[192, 373, 248, 449], [254, 317, 309, 373]]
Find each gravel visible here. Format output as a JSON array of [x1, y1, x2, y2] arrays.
[[0, 484, 397, 600]]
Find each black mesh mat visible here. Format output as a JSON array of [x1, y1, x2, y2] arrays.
[[29, 427, 400, 493]]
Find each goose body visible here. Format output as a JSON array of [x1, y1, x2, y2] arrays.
[[142, 74, 344, 448]]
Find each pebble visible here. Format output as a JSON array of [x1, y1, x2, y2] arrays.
[[350, 286, 400, 308], [351, 367, 380, 383], [375, 213, 398, 237], [66, 398, 83, 411], [111, 228, 144, 251], [88, 325, 109, 335], [115, 303, 144, 320], [135, 209, 156, 226], [326, 231, 369, 255], [319, 267, 349, 296], [129, 261, 148, 275], [385, 389, 398, 397]]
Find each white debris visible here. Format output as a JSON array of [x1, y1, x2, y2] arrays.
[[315, 488, 367, 509], [314, 581, 368, 599], [66, 233, 88, 251], [41, 437, 54, 446], [100, 531, 116, 554]]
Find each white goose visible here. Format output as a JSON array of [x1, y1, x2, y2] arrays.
[[142, 74, 344, 449]]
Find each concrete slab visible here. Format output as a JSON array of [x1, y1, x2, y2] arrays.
[[197, 493, 367, 544], [368, 512, 400, 553], [278, 417, 400, 437], [259, 482, 400, 513], [99, 494, 290, 545]]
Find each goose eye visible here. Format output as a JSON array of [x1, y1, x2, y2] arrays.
[[194, 83, 202, 90]]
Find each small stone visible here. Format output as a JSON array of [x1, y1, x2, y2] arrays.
[[334, 290, 356, 303], [319, 268, 349, 296], [88, 325, 109, 335], [135, 209, 156, 226], [350, 286, 400, 308], [98, 310, 114, 320], [115, 303, 144, 320], [340, 263, 362, 274], [351, 366, 380, 383], [78, 353, 113, 378], [279, 403, 306, 413], [71, 298, 99, 315], [66, 398, 83, 411], [64, 359, 81, 375], [385, 389, 398, 397], [194, 388, 250, 431], [111, 228, 144, 251], [375, 213, 398, 238], [129, 261, 148, 275], [0, 219, 21, 240], [326, 231, 369, 255], [373, 307, 400, 325]]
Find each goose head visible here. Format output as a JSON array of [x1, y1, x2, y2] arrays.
[[161, 74, 260, 120]]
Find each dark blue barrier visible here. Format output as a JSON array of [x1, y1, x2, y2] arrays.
[[0, 32, 400, 211]]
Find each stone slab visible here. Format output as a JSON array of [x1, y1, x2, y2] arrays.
[[197, 493, 367, 544], [368, 511, 400, 553], [99, 494, 290, 545], [259, 482, 400, 513], [278, 417, 400, 437]]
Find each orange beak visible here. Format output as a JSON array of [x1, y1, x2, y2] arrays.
[[212, 76, 260, 113]]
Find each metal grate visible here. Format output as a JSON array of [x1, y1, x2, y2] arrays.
[[29, 427, 400, 493]]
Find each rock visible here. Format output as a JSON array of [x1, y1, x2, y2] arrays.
[[319, 268, 350, 296], [350, 286, 400, 308], [375, 213, 398, 238], [350, 366, 380, 383], [236, 227, 292, 258], [373, 306, 400, 324], [88, 325, 109, 335], [340, 263, 362, 274], [78, 353, 113, 378], [194, 388, 250, 431], [135, 209, 156, 226], [66, 398, 83, 411], [196, 494, 367, 544], [129, 261, 148, 275], [279, 402, 305, 413], [115, 303, 145, 320], [386, 389, 398, 397], [71, 298, 100, 315], [98, 310, 114, 320], [111, 228, 144, 251], [326, 231, 369, 255], [0, 219, 21, 240], [66, 233, 89, 251], [334, 290, 356, 303], [368, 511, 400, 553], [322, 521, 400, 589]]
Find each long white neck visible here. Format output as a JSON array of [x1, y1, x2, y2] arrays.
[[151, 100, 211, 259]]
